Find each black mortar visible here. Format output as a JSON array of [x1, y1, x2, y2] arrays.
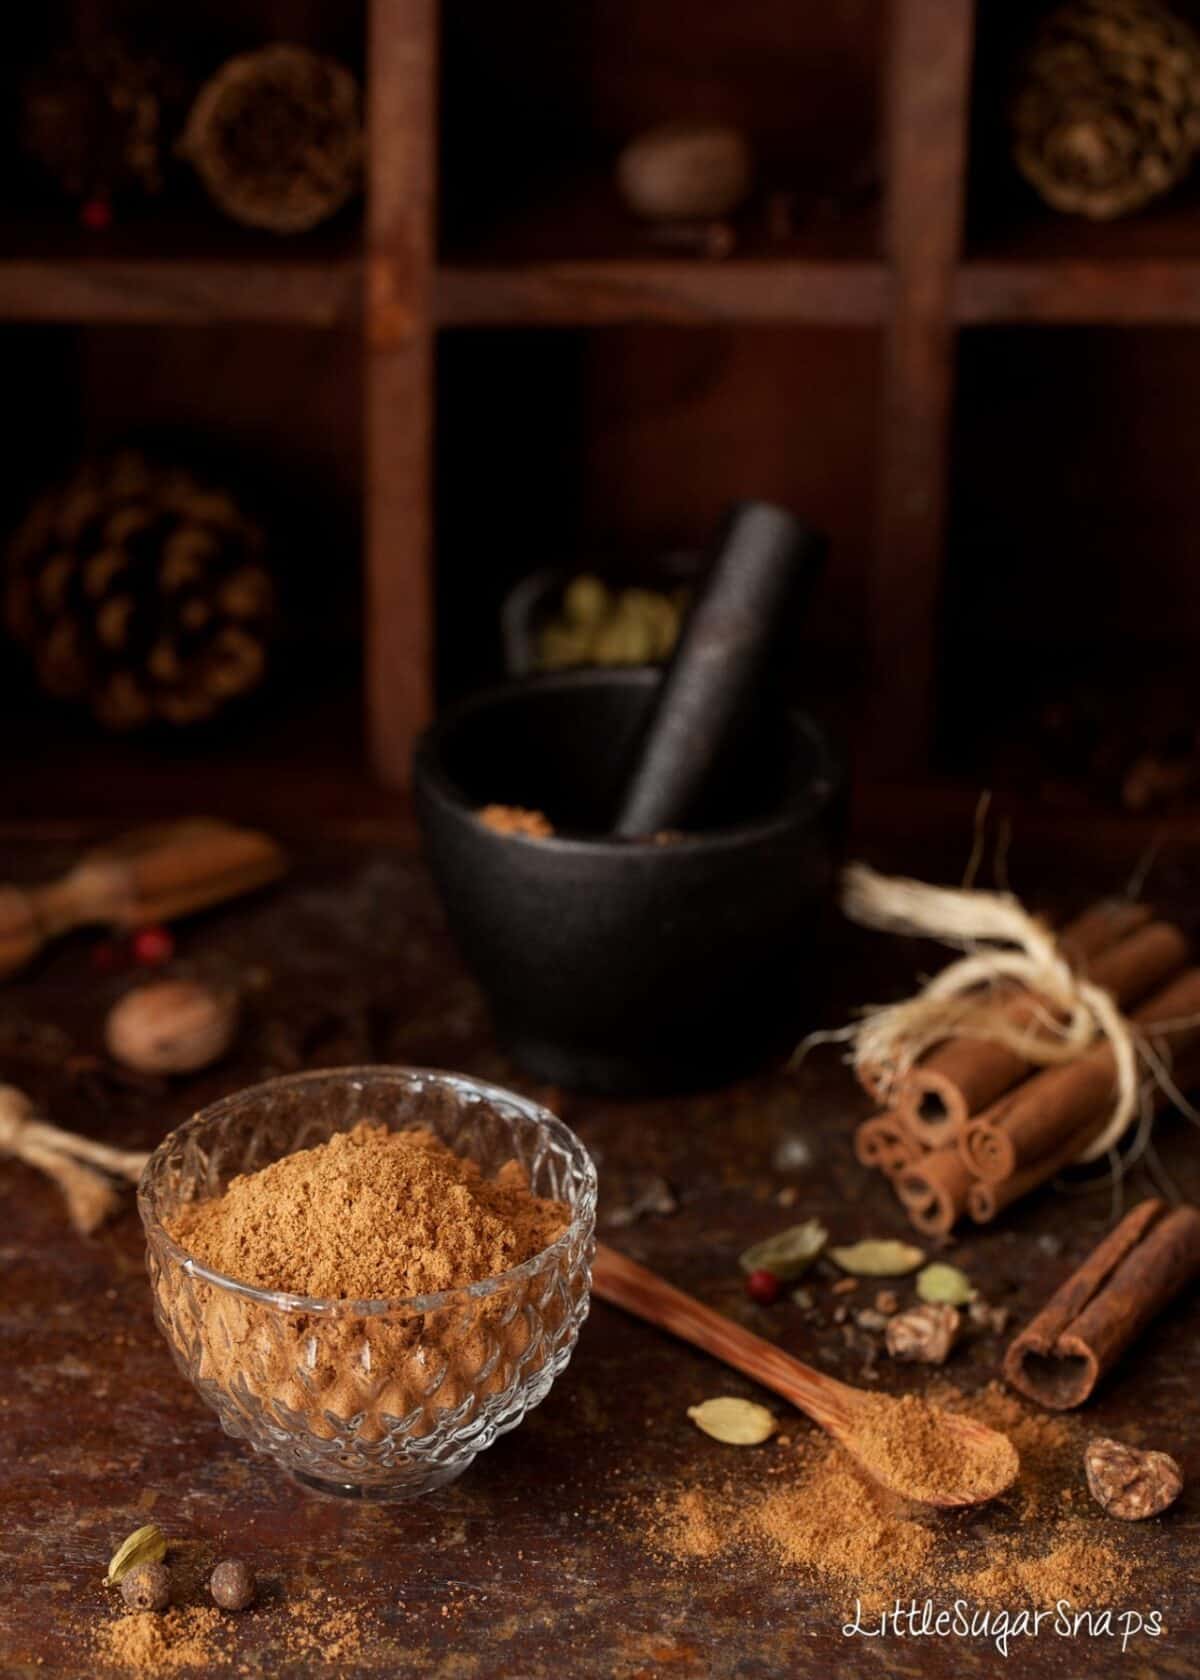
[[414, 669, 845, 1095]]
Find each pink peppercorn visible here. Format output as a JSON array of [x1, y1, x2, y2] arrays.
[[744, 1268, 781, 1306], [131, 925, 174, 967]]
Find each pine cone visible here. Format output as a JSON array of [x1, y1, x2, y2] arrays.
[[21, 39, 179, 204], [5, 453, 274, 731], [1013, 0, 1200, 218], [180, 45, 362, 234]]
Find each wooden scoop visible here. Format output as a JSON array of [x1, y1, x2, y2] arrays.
[[0, 818, 286, 979], [592, 1243, 1018, 1508]]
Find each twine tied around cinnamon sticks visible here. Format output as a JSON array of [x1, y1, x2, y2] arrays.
[[817, 861, 1200, 1235], [832, 864, 1141, 1165], [0, 1084, 149, 1235]]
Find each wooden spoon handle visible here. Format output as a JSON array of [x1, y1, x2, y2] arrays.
[[592, 1242, 852, 1433]]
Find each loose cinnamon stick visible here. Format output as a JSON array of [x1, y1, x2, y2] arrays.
[[894, 1146, 976, 1236], [896, 900, 1160, 1143], [1004, 1199, 1200, 1409], [854, 1112, 925, 1174], [964, 965, 1200, 1184]]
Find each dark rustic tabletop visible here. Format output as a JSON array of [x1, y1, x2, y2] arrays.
[[2, 817, 1199, 1679]]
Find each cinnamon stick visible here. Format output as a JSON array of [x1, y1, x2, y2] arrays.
[[894, 1146, 975, 1236], [963, 965, 1200, 1184], [854, 1112, 925, 1174], [895, 900, 1160, 1143], [966, 1112, 1105, 1223], [1004, 1199, 1200, 1409]]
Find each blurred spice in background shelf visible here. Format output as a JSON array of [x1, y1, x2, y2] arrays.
[[536, 574, 685, 671], [19, 38, 184, 214], [5, 453, 274, 731]]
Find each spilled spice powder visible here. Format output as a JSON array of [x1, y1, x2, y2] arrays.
[[282, 1591, 379, 1664], [478, 805, 554, 839], [640, 1383, 1140, 1612], [660, 1487, 724, 1560], [168, 1121, 568, 1298], [94, 1607, 223, 1674], [754, 1444, 936, 1588], [958, 1535, 1133, 1608]]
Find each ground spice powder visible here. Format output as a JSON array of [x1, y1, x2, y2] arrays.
[[159, 1123, 572, 1451], [168, 1121, 568, 1298], [478, 805, 554, 839], [851, 1390, 1018, 1503], [94, 1607, 222, 1674], [642, 1383, 1138, 1611]]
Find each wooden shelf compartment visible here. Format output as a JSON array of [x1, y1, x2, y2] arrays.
[[0, 213, 363, 327], [436, 0, 885, 331], [956, 0, 1200, 325], [958, 182, 1200, 325], [436, 170, 886, 327], [938, 322, 1200, 778], [0, 1, 367, 326], [1, 314, 367, 820]]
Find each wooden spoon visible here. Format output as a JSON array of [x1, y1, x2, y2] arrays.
[[592, 1242, 1018, 1508]]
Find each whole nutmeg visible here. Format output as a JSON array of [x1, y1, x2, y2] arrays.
[[210, 1557, 255, 1611], [616, 121, 753, 221], [121, 1561, 171, 1612], [1084, 1437, 1183, 1520], [105, 978, 238, 1075]]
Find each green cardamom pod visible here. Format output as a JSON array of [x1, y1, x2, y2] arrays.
[[105, 1523, 167, 1587]]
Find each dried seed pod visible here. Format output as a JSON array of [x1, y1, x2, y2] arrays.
[[105, 1523, 167, 1587], [885, 1302, 961, 1364], [687, 1397, 777, 1445], [20, 40, 180, 205], [121, 1561, 171, 1612], [830, 1239, 925, 1277], [739, 1219, 827, 1281], [1084, 1437, 1182, 1519], [210, 1557, 256, 1611], [106, 979, 238, 1074], [5, 451, 273, 731], [1012, 0, 1200, 220], [916, 1262, 975, 1305], [182, 46, 362, 233]]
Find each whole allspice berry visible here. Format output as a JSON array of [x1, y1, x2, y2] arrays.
[[105, 978, 239, 1075], [120, 1561, 171, 1612], [210, 1557, 255, 1611]]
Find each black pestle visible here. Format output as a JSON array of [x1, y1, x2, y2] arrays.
[[614, 500, 826, 837]]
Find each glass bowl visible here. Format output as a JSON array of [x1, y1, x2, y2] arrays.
[[139, 1067, 597, 1500]]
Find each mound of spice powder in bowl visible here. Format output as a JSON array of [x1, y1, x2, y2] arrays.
[[158, 1122, 572, 1455], [169, 1122, 567, 1297]]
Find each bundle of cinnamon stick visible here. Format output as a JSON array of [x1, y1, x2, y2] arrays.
[[853, 898, 1200, 1234]]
